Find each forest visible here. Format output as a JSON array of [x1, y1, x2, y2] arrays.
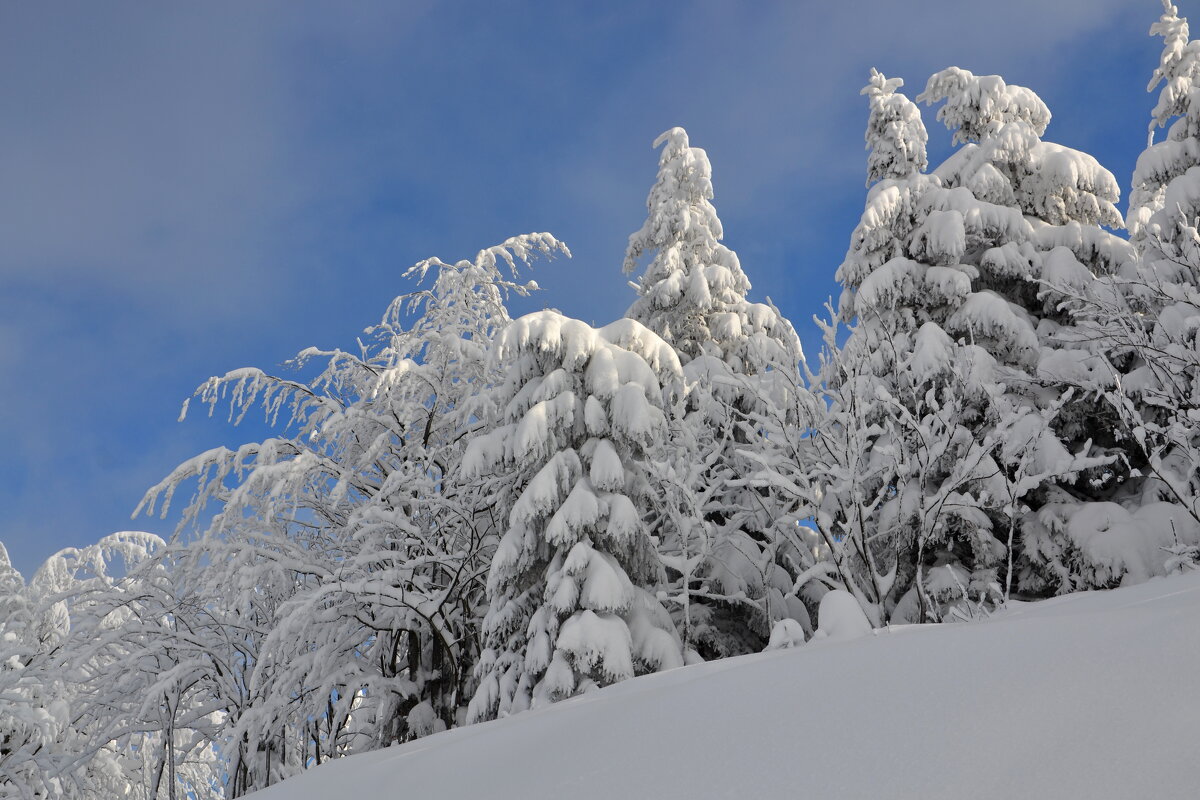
[[3, 3, 1200, 798]]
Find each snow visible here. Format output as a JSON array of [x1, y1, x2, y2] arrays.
[[919, 67, 1050, 145], [811, 588, 873, 641], [585, 438, 624, 492], [543, 479, 602, 546], [1134, 137, 1200, 189], [855, 256, 923, 310], [554, 609, 634, 682], [509, 449, 580, 527], [945, 290, 1040, 366], [1040, 245, 1094, 293], [913, 208, 967, 261], [764, 617, 806, 650], [1049, 501, 1200, 586], [602, 493, 641, 541], [908, 321, 954, 381], [574, 548, 635, 613], [609, 382, 658, 440], [626, 598, 685, 671], [250, 571, 1200, 800]]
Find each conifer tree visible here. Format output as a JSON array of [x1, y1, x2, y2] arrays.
[[917, 67, 1130, 595], [862, 68, 929, 185], [1128, 0, 1200, 253], [817, 69, 1026, 621], [1046, 0, 1200, 583], [1121, 1, 1200, 534], [624, 128, 799, 372], [622, 128, 807, 654], [465, 313, 685, 720]]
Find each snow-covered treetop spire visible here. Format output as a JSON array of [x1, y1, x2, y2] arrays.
[[919, 67, 1120, 230], [0, 541, 26, 630], [919, 67, 1050, 145], [624, 127, 728, 277], [862, 68, 928, 185], [623, 127, 800, 370], [623, 127, 752, 361], [1147, 0, 1200, 141], [1130, 2, 1200, 247]]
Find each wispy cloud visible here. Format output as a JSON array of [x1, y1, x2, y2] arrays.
[[0, 0, 1168, 573]]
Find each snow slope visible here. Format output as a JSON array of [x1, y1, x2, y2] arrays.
[[253, 572, 1200, 799]]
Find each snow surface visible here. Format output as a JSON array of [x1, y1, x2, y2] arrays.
[[252, 571, 1200, 799], [810, 588, 873, 641]]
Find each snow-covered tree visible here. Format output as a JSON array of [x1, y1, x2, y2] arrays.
[[1031, 1, 1200, 589], [136, 234, 566, 794], [0, 533, 222, 800], [803, 71, 1014, 621], [465, 312, 685, 720], [916, 66, 1133, 596], [743, 75, 977, 625], [862, 68, 929, 185], [0, 542, 63, 799], [48, 535, 225, 800], [1125, 0, 1200, 347], [622, 127, 807, 655], [1115, 1, 1200, 540], [797, 66, 1123, 621], [1128, 0, 1200, 250], [623, 127, 799, 373]]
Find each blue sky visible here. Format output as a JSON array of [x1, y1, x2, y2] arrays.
[[0, 0, 1164, 575]]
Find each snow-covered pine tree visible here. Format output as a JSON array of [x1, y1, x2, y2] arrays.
[[465, 312, 685, 721], [623, 127, 808, 656], [137, 235, 566, 794], [862, 67, 929, 186], [623, 127, 799, 372], [1118, 0, 1200, 535], [1127, 0, 1200, 253], [917, 66, 1132, 596], [1041, 0, 1200, 584], [807, 69, 1022, 623]]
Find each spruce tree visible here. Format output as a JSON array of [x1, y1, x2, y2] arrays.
[[919, 67, 1137, 593], [823, 69, 1027, 621], [623, 128, 807, 655], [465, 312, 685, 721], [1048, 0, 1200, 582]]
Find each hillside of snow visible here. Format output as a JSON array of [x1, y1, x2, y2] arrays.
[[253, 571, 1200, 800]]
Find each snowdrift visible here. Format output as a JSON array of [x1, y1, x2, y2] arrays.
[[253, 572, 1200, 799]]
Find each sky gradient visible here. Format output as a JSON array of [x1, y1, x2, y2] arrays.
[[0, 1, 1166, 575]]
